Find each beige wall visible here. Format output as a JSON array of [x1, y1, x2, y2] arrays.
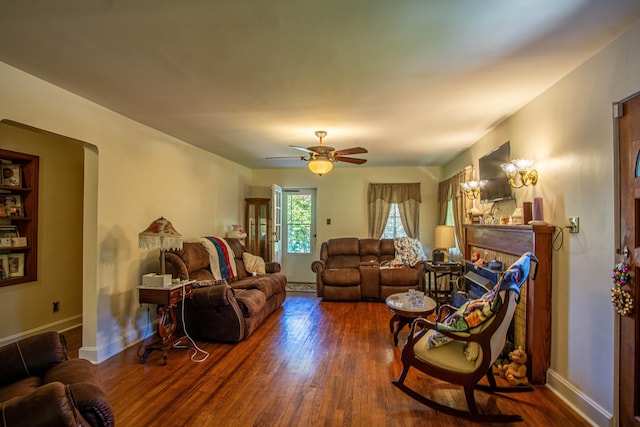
[[0, 123, 84, 341], [444, 19, 640, 426], [252, 167, 442, 283], [0, 61, 252, 361], [252, 166, 442, 249]]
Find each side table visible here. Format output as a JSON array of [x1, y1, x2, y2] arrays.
[[138, 280, 195, 365], [385, 292, 437, 346], [425, 262, 463, 302]]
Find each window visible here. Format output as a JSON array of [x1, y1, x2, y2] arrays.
[[381, 203, 407, 239], [286, 193, 312, 253], [444, 199, 461, 258]]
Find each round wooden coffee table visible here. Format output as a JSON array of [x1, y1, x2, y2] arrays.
[[385, 291, 437, 346]]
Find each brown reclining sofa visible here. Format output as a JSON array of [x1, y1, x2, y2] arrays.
[[312, 237, 426, 301], [165, 238, 286, 342]]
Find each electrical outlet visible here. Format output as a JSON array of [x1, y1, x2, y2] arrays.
[[53, 301, 60, 313], [569, 216, 580, 233]]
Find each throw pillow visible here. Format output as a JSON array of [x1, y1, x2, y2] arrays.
[[393, 237, 426, 267], [243, 252, 266, 275], [427, 331, 454, 349]]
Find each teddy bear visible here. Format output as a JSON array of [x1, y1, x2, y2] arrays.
[[494, 346, 529, 386]]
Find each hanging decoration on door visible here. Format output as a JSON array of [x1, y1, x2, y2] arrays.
[[611, 262, 633, 316]]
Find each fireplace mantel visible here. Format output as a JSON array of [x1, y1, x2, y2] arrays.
[[463, 224, 554, 384]]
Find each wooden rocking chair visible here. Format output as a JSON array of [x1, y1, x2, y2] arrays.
[[392, 252, 538, 423]]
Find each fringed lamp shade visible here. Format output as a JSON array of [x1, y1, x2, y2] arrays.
[[138, 217, 183, 274]]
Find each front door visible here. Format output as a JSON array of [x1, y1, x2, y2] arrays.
[[282, 188, 317, 283], [617, 93, 640, 427]]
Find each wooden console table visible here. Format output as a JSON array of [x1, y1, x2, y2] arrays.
[[424, 262, 463, 302], [138, 280, 195, 365], [463, 224, 554, 384]]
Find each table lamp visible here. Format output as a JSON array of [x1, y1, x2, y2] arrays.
[[138, 216, 183, 275], [433, 225, 455, 263]]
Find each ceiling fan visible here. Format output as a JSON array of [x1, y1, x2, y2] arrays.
[[266, 131, 368, 175]]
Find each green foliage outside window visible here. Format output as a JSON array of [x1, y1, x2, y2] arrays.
[[287, 194, 312, 253]]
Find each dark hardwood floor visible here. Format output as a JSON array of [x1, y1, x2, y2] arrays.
[[67, 292, 589, 426]]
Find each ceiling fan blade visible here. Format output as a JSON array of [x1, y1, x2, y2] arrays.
[[333, 147, 368, 156], [290, 145, 315, 154], [265, 155, 307, 160], [335, 156, 367, 165]]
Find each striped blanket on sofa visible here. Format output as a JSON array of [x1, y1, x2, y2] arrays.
[[198, 236, 238, 280]]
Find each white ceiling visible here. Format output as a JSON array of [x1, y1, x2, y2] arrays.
[[1, 1, 639, 169]]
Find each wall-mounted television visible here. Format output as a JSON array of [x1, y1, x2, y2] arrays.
[[479, 141, 513, 203]]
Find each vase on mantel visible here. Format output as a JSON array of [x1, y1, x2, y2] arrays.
[[227, 224, 247, 239]]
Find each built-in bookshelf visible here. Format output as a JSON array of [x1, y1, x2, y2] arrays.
[[0, 148, 38, 285]]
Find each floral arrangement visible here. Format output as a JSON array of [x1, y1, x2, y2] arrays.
[[611, 262, 633, 317]]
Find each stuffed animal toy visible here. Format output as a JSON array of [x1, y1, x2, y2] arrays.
[[494, 346, 529, 386]]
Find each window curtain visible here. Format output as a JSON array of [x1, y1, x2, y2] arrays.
[[437, 166, 472, 251], [368, 183, 421, 239]]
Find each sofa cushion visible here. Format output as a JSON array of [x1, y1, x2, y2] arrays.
[[0, 331, 67, 386], [233, 273, 286, 300], [322, 268, 360, 286], [359, 239, 381, 262], [224, 238, 249, 280], [177, 242, 211, 273], [326, 237, 360, 256], [380, 267, 419, 286], [44, 359, 97, 386], [243, 252, 266, 275], [0, 376, 41, 403], [379, 239, 396, 263], [0, 381, 88, 427]]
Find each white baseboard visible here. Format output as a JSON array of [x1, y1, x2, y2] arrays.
[[81, 319, 156, 364], [0, 315, 82, 347], [546, 368, 613, 427]]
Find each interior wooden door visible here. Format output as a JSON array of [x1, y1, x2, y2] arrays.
[[618, 93, 640, 427]]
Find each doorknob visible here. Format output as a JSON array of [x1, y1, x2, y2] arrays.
[[623, 246, 630, 260]]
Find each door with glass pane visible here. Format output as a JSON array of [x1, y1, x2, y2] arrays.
[[282, 188, 316, 283]]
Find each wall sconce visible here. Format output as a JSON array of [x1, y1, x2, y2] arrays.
[[460, 180, 488, 200], [500, 159, 538, 188]]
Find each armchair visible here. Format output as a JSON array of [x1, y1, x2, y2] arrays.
[[0, 331, 114, 427], [392, 252, 537, 423]]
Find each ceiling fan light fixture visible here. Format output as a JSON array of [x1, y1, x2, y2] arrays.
[[308, 157, 333, 176]]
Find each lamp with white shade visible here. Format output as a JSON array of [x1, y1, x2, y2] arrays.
[[433, 225, 456, 263], [138, 216, 183, 275]]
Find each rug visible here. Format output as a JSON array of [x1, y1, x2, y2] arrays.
[[286, 282, 316, 293]]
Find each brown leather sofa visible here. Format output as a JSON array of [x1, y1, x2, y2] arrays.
[[165, 238, 286, 342], [0, 331, 114, 427], [312, 237, 426, 301]]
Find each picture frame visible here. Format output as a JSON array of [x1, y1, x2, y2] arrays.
[[1, 164, 21, 187], [0, 225, 19, 238], [8, 253, 24, 277], [0, 254, 8, 280], [0, 194, 23, 217]]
